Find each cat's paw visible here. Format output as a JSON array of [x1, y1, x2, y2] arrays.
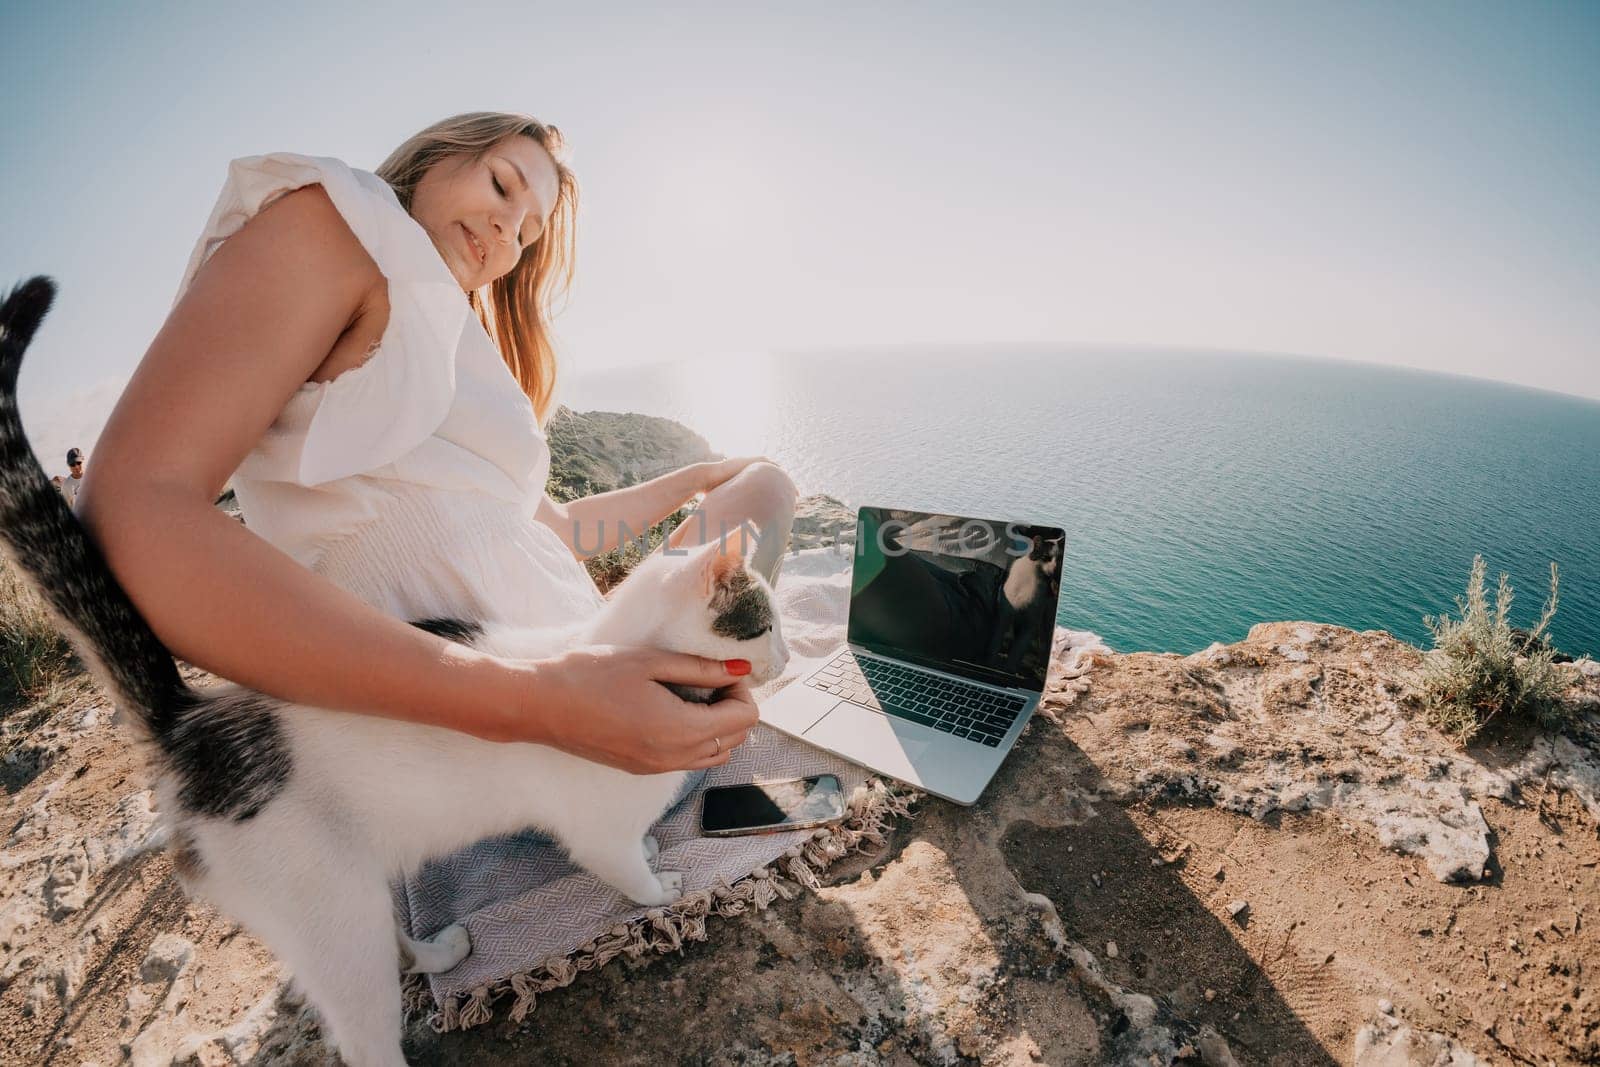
[[642, 833, 661, 866], [406, 924, 472, 974], [655, 871, 685, 899], [622, 870, 684, 907], [430, 924, 472, 969]]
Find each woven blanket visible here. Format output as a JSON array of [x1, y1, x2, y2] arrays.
[[394, 545, 905, 1028]]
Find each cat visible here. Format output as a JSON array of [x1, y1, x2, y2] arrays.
[[984, 530, 1062, 674], [0, 277, 789, 1067]]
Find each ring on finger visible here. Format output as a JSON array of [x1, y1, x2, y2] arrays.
[[711, 735, 722, 757]]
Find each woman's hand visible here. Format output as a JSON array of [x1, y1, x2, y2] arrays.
[[503, 645, 760, 773], [694, 456, 777, 495]]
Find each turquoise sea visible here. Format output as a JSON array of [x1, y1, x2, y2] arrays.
[[564, 349, 1600, 659]]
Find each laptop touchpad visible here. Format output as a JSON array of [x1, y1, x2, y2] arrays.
[[804, 701, 930, 783]]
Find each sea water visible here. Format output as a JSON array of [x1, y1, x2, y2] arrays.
[[563, 348, 1600, 658]]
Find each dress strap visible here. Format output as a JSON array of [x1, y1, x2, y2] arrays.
[[176, 153, 470, 486]]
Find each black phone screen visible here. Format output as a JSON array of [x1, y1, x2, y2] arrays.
[[701, 775, 845, 834]]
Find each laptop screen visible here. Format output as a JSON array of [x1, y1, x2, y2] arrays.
[[847, 507, 1066, 691]]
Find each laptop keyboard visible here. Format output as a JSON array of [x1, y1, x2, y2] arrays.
[[804, 651, 1028, 747]]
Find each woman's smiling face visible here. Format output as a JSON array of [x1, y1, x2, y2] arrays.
[[408, 134, 561, 290]]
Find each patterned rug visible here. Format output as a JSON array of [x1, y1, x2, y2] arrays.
[[394, 546, 915, 1030]]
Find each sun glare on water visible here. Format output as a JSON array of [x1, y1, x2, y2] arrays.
[[569, 353, 780, 460], [686, 354, 779, 457]]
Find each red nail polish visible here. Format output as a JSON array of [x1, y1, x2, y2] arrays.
[[725, 659, 751, 676]]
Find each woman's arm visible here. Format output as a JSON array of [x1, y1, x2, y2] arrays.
[[81, 185, 756, 770], [82, 184, 513, 733], [538, 465, 704, 558], [536, 455, 775, 558]]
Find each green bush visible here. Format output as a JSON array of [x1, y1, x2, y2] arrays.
[[1421, 555, 1570, 744], [0, 555, 74, 710], [581, 507, 690, 594]]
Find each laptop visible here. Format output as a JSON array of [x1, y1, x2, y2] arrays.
[[761, 506, 1065, 805]]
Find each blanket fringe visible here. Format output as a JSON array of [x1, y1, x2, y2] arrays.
[[399, 972, 432, 1023], [426, 777, 918, 1033]]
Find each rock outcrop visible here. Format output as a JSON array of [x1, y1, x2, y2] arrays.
[[4, 409, 1597, 1064], [543, 406, 717, 501], [790, 493, 857, 550], [1070, 623, 1600, 886], [3, 626, 1596, 1065]]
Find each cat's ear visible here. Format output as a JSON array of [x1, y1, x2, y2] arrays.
[[697, 537, 748, 599]]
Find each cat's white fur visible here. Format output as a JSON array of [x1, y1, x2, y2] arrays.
[[1001, 536, 1060, 610], [165, 539, 787, 1067]]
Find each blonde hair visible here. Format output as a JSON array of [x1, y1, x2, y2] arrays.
[[376, 112, 578, 424]]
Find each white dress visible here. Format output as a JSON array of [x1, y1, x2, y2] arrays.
[[176, 153, 605, 627]]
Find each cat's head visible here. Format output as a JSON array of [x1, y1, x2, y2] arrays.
[[608, 537, 789, 684], [1028, 533, 1063, 575]]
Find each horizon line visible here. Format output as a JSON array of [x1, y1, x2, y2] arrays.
[[566, 341, 1600, 409]]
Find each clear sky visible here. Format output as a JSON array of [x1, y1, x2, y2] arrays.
[[2, 1, 1596, 470]]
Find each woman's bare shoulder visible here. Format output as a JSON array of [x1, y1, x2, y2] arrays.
[[231, 183, 382, 294], [92, 182, 390, 503]]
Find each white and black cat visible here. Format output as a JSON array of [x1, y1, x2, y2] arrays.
[[0, 277, 788, 1066], [985, 530, 1062, 673]]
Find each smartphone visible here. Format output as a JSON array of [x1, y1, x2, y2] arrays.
[[700, 775, 846, 837]]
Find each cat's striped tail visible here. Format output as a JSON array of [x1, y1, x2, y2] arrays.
[[0, 276, 192, 737]]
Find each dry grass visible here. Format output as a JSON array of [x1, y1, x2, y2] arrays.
[[0, 553, 74, 712], [1421, 555, 1571, 745]]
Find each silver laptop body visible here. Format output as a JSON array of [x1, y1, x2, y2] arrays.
[[761, 506, 1064, 805]]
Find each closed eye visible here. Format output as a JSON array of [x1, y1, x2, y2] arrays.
[[491, 172, 533, 247], [741, 625, 772, 640]]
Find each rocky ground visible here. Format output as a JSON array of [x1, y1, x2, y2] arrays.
[[3, 397, 1597, 1066], [3, 609, 1597, 1065]]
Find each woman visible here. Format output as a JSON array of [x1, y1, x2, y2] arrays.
[[78, 111, 797, 775]]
